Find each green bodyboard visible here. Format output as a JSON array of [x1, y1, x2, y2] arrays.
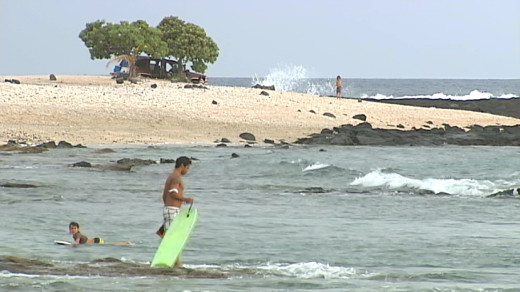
[[151, 208, 198, 267]]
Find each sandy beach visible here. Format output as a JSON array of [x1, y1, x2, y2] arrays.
[[1, 75, 520, 145]]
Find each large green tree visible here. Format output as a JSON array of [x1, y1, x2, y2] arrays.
[[157, 16, 219, 73], [79, 20, 167, 76], [80, 17, 219, 75]]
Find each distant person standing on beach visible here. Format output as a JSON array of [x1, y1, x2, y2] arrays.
[[336, 75, 343, 98]]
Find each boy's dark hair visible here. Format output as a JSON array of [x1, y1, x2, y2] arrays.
[[69, 222, 80, 228], [175, 156, 192, 169]]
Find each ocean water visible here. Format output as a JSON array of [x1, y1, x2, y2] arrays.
[[2, 71, 520, 291], [210, 65, 520, 100], [1, 144, 520, 291]]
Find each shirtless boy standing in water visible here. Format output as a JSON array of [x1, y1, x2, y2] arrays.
[[160, 156, 194, 267]]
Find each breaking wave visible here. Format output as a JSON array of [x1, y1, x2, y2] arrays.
[[360, 90, 517, 101], [350, 169, 506, 197]]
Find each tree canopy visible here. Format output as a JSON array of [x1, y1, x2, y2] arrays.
[[79, 20, 167, 60], [157, 16, 219, 73], [79, 17, 219, 74]]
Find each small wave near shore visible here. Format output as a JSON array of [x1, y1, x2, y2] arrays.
[[351, 169, 520, 197]]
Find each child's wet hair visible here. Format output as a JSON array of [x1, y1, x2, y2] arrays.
[[69, 222, 80, 228]]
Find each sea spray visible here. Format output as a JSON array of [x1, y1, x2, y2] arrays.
[[252, 65, 334, 95]]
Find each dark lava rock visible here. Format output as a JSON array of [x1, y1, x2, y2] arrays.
[[94, 148, 116, 154], [0, 183, 38, 188], [72, 161, 92, 168], [352, 114, 367, 121], [116, 158, 156, 166], [0, 144, 47, 153], [364, 97, 520, 120], [323, 112, 336, 118], [252, 84, 275, 90], [39, 141, 57, 148], [239, 132, 256, 141], [57, 141, 73, 148], [487, 188, 520, 198], [295, 123, 520, 146], [184, 84, 208, 89]]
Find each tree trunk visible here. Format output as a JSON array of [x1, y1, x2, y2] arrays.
[[127, 54, 138, 78], [178, 58, 184, 71]]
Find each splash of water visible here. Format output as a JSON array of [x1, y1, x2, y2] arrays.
[[252, 65, 333, 95]]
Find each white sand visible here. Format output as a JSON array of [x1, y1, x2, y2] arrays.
[[1, 75, 519, 145]]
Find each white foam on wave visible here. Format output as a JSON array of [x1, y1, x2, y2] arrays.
[[0, 165, 36, 169], [258, 262, 359, 279], [189, 262, 365, 279], [302, 163, 330, 172], [0, 270, 97, 279], [252, 65, 333, 95], [361, 90, 517, 101], [350, 169, 498, 196]]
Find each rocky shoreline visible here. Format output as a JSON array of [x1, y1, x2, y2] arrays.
[[364, 97, 520, 119], [295, 122, 520, 146], [296, 97, 520, 146]]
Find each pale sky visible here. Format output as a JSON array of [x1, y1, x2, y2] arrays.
[[1, 0, 519, 78]]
